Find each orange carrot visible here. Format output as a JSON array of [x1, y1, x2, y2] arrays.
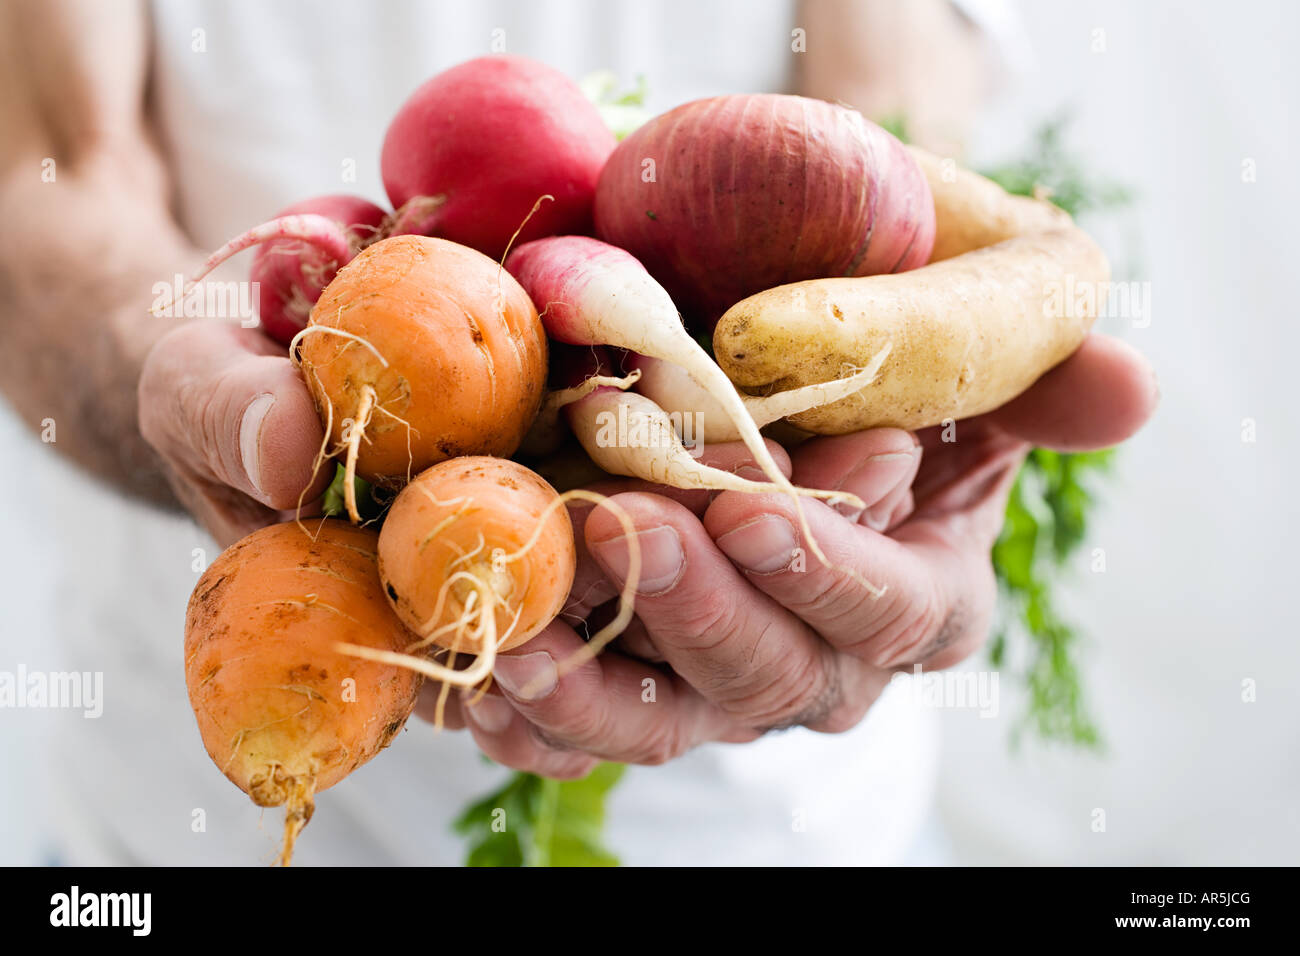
[[184, 520, 421, 865], [294, 235, 547, 519]]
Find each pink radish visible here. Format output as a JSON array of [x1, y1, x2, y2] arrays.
[[381, 56, 616, 260], [249, 195, 387, 343], [504, 235, 863, 567], [594, 94, 936, 325]]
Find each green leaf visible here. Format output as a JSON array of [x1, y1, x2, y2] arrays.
[[993, 449, 1113, 749], [875, 113, 910, 143], [978, 112, 1135, 219], [579, 71, 652, 141], [320, 462, 383, 522], [456, 764, 625, 867]]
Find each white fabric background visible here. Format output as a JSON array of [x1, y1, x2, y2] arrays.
[[2, 0, 1294, 866]]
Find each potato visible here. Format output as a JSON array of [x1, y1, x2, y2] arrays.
[[713, 156, 1110, 435]]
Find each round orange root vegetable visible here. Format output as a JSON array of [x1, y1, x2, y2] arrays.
[[378, 456, 576, 657], [184, 520, 422, 866], [336, 457, 639, 708], [294, 234, 547, 510]]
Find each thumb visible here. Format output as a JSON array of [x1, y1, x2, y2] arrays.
[[139, 323, 330, 511]]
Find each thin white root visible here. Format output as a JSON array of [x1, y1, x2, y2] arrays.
[[339, 487, 642, 703], [520, 369, 641, 457], [499, 488, 641, 696], [295, 369, 335, 536], [341, 385, 377, 524], [673, 344, 850, 571], [634, 344, 892, 441], [570, 390, 885, 598], [289, 323, 391, 369], [150, 214, 349, 317], [335, 576, 500, 688], [743, 343, 892, 425], [543, 369, 641, 422], [499, 194, 556, 268], [571, 390, 866, 507]]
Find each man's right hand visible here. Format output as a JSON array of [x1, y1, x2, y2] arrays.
[[138, 322, 331, 547]]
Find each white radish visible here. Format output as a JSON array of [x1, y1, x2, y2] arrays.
[[506, 236, 864, 568], [567, 387, 798, 495], [519, 368, 641, 457], [627, 345, 892, 443]]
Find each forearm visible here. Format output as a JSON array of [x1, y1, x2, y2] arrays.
[[795, 0, 992, 156], [0, 0, 203, 503], [0, 163, 201, 502]]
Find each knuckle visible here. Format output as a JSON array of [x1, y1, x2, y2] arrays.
[[785, 567, 870, 633], [724, 647, 837, 730], [844, 585, 945, 669], [811, 694, 873, 734], [526, 720, 578, 754], [673, 589, 744, 652], [627, 722, 687, 767], [540, 755, 600, 781]]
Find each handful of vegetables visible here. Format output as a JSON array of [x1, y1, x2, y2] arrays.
[[172, 56, 1112, 865]]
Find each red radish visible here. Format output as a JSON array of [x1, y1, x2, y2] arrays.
[[505, 235, 863, 568], [381, 56, 616, 260], [249, 195, 388, 343], [594, 94, 936, 325], [154, 195, 388, 345]]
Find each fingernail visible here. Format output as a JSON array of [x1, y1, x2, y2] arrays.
[[735, 465, 767, 482], [591, 525, 684, 595], [862, 501, 893, 532], [715, 515, 798, 573], [239, 393, 275, 495], [832, 497, 866, 522], [493, 651, 558, 701], [463, 693, 514, 733]]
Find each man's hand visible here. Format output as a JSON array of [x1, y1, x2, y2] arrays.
[[137, 323, 331, 547], [449, 333, 1157, 778]]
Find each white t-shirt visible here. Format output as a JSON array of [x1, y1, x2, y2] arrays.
[[37, 0, 943, 866]]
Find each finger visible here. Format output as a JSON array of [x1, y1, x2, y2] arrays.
[[787, 428, 921, 528], [412, 680, 468, 730], [139, 322, 330, 512], [466, 621, 750, 767], [884, 488, 916, 531], [704, 441, 1022, 670], [461, 688, 601, 779], [584, 492, 863, 731], [984, 333, 1158, 450], [163, 472, 279, 548], [888, 453, 1021, 668], [609, 615, 665, 663], [561, 439, 795, 620], [912, 427, 1030, 516]]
